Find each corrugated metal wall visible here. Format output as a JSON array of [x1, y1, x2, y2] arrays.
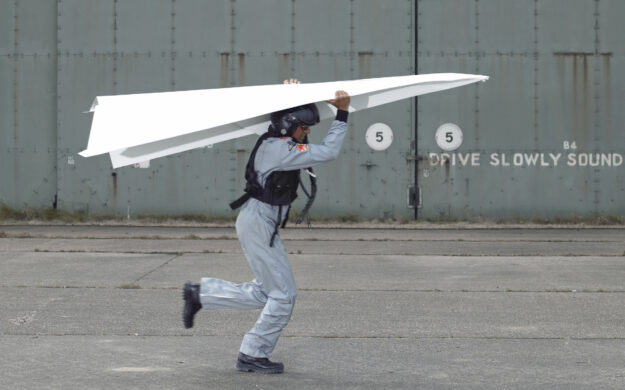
[[417, 0, 624, 220], [1, 0, 415, 219], [1, 0, 58, 210], [1, 1, 623, 221]]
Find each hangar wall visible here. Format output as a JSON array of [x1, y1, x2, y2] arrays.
[[0, 0, 623, 221], [416, 0, 624, 220], [1, 0, 415, 220]]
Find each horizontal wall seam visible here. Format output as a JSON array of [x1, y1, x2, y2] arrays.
[[49, 51, 413, 56], [16, 51, 618, 58], [419, 52, 616, 57], [0, 53, 56, 57]]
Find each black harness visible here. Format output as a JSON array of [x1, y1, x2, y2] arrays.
[[230, 133, 316, 246]]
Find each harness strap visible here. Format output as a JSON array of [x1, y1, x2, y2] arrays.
[[229, 133, 271, 211], [270, 205, 282, 247], [230, 133, 317, 245], [281, 205, 291, 229], [296, 168, 317, 226], [229, 193, 250, 210]]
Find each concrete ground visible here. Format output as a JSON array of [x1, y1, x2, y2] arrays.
[[1, 223, 624, 389]]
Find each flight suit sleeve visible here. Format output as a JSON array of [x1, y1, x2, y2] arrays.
[[276, 119, 348, 171]]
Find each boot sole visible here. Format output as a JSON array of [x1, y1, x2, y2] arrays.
[[235, 361, 284, 374]]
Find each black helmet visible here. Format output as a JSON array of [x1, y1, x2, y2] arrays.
[[269, 103, 320, 137]]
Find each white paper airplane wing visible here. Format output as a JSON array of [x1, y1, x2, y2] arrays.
[[79, 73, 488, 168]]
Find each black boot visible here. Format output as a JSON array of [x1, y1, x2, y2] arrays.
[[182, 282, 201, 329], [235, 352, 284, 374]]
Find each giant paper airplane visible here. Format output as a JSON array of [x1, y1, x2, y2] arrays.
[[79, 73, 488, 168]]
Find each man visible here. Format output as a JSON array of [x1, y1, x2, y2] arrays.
[[183, 80, 350, 374]]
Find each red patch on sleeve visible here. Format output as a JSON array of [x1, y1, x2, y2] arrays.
[[296, 144, 309, 152]]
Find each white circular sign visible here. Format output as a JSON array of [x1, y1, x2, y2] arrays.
[[365, 123, 393, 151], [435, 123, 463, 151]]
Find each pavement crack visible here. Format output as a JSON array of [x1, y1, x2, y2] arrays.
[[4, 233, 622, 243], [24, 249, 625, 257], [3, 333, 625, 341], [131, 253, 182, 284], [2, 286, 625, 294]]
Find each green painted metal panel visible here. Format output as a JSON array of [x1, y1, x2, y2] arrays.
[[14, 55, 58, 208], [173, 54, 226, 91], [0, 0, 14, 54], [56, 55, 114, 213], [173, 0, 230, 53], [418, 0, 475, 52], [353, 0, 413, 52], [600, 0, 625, 52], [417, 0, 625, 220], [294, 1, 351, 53], [2, 0, 623, 221], [479, 55, 534, 149], [232, 0, 291, 53], [0, 0, 57, 209], [57, 0, 114, 53], [478, 0, 534, 53], [0, 57, 13, 147], [538, 0, 595, 52], [0, 56, 16, 205], [116, 0, 172, 53], [15, 0, 56, 53], [113, 55, 171, 94]]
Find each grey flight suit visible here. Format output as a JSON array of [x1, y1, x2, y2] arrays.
[[199, 117, 348, 358]]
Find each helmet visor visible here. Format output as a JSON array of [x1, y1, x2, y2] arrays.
[[289, 104, 319, 127]]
